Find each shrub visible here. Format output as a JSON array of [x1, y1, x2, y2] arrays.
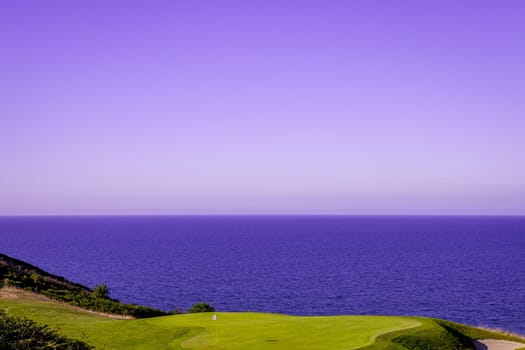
[[30, 273, 40, 284], [188, 303, 215, 313], [93, 284, 109, 299], [0, 309, 93, 349]]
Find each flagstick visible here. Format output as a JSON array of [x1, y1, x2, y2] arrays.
[[212, 314, 217, 345]]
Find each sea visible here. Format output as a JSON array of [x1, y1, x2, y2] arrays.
[[1, 215, 524, 334]]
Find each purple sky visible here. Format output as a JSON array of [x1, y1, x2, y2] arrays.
[[1, 1, 524, 215]]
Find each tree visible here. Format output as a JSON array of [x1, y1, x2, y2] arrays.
[[188, 303, 215, 313], [93, 284, 109, 299]]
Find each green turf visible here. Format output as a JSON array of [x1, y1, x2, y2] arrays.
[[0, 296, 420, 349], [1, 295, 524, 350], [148, 312, 420, 350]]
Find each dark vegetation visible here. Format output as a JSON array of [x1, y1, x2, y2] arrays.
[[391, 320, 474, 350], [188, 302, 215, 313], [362, 318, 525, 350], [0, 253, 166, 318], [0, 309, 93, 350]]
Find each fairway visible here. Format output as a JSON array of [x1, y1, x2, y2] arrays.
[[0, 296, 420, 349]]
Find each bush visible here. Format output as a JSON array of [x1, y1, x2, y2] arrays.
[[93, 284, 109, 299], [188, 303, 215, 313], [0, 309, 93, 349]]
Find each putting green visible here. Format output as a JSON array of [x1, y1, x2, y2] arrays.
[[149, 312, 420, 349], [0, 296, 420, 349]]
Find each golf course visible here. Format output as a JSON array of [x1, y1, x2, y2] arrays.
[[1, 253, 524, 349], [2, 289, 525, 350], [0, 292, 415, 349]]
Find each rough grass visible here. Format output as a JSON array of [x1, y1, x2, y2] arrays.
[[474, 326, 525, 341], [360, 318, 525, 350], [0, 296, 192, 349]]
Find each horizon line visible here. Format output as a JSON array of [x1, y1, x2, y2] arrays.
[[1, 213, 524, 217]]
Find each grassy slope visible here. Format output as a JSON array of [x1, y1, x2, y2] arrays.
[[0, 296, 191, 349], [0, 253, 165, 318], [1, 295, 421, 350]]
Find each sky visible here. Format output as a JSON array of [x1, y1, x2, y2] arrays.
[[1, 1, 524, 215]]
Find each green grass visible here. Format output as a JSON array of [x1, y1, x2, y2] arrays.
[[0, 296, 420, 349], [0, 309, 92, 349], [148, 312, 420, 350], [0, 296, 190, 349], [1, 295, 524, 350]]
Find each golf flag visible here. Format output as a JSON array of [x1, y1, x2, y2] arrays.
[[212, 314, 217, 321]]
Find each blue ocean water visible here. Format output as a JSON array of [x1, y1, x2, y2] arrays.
[[1, 215, 524, 334]]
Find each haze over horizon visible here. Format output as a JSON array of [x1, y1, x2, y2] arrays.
[[1, 1, 524, 215]]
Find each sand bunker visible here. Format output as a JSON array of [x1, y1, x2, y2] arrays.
[[475, 339, 525, 350]]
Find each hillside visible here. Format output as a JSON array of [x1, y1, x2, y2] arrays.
[[0, 253, 166, 318]]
